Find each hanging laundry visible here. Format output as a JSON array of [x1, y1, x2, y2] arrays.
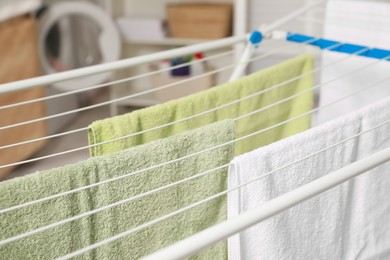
[[348, 97, 390, 259], [228, 96, 390, 259], [0, 120, 235, 259], [88, 54, 314, 157]]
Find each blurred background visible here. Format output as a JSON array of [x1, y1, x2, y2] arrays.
[[6, 0, 381, 180]]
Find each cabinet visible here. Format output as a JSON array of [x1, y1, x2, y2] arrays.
[[102, 0, 248, 115]]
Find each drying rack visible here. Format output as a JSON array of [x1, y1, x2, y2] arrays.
[[1, 0, 390, 259]]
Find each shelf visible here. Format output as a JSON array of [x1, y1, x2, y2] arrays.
[[117, 97, 160, 107], [122, 37, 207, 46], [107, 0, 242, 116]]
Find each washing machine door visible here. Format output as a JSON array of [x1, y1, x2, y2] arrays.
[[38, 1, 121, 91]]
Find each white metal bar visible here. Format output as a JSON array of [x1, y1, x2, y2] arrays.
[[143, 146, 390, 260], [0, 40, 295, 131], [0, 37, 328, 151], [0, 49, 236, 110], [4, 100, 390, 251], [1, 68, 389, 217], [229, 43, 256, 82], [229, 0, 327, 81], [0, 164, 231, 247], [57, 118, 390, 260], [0, 53, 249, 131], [0, 43, 377, 168], [0, 37, 319, 131], [0, 36, 246, 94], [7, 112, 390, 254], [1, 42, 384, 215], [234, 49, 382, 122]]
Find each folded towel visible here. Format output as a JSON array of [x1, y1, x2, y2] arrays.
[[0, 120, 235, 259], [89, 54, 314, 157], [315, 0, 390, 125], [228, 96, 390, 259]]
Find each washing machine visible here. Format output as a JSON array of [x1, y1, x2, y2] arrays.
[[37, 0, 121, 134]]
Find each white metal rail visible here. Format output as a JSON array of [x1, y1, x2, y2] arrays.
[[143, 146, 390, 260], [0, 0, 326, 94]]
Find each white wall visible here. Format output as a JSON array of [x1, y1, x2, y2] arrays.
[[249, 0, 324, 73]]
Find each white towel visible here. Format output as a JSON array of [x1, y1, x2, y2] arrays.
[[228, 96, 390, 259], [315, 0, 390, 125], [344, 98, 390, 259]]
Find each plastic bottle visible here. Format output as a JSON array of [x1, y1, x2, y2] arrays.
[[159, 59, 171, 77], [171, 57, 190, 76], [191, 52, 205, 76]]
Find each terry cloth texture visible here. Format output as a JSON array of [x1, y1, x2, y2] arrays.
[[89, 54, 314, 157], [228, 112, 360, 260], [0, 120, 235, 259], [228, 96, 390, 259]]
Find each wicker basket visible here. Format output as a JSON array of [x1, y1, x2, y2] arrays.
[[167, 3, 233, 39]]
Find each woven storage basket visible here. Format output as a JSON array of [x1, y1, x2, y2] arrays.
[[167, 3, 233, 39]]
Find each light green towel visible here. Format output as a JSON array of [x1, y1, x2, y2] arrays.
[[0, 120, 235, 259], [89, 54, 314, 157]]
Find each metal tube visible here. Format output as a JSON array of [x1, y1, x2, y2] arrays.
[[229, 0, 327, 81], [0, 36, 246, 94], [0, 0, 327, 94], [143, 146, 390, 260]]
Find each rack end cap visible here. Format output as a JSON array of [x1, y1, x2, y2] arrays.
[[250, 31, 263, 46]]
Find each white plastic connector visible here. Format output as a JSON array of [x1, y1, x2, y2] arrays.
[[271, 30, 289, 40]]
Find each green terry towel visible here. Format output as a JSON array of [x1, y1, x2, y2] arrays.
[[89, 54, 314, 157], [0, 120, 235, 259]]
